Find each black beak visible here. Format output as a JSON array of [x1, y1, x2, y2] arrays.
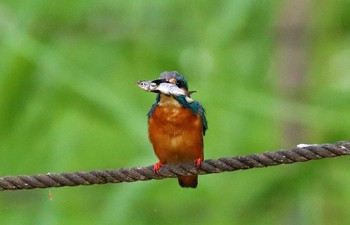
[[150, 79, 167, 85]]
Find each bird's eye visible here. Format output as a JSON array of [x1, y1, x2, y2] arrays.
[[175, 80, 183, 88]]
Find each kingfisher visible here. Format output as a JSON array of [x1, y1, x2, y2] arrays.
[[139, 71, 207, 188]]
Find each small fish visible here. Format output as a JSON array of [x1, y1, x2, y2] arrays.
[[156, 82, 196, 96], [137, 80, 195, 96], [137, 80, 195, 103], [137, 80, 158, 92]]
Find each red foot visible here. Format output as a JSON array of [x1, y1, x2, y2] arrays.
[[153, 162, 163, 173], [195, 158, 202, 168]]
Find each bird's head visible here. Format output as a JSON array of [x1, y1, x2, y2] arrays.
[[145, 71, 189, 94], [137, 71, 194, 98]]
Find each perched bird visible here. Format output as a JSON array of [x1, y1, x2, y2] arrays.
[[138, 71, 207, 188]]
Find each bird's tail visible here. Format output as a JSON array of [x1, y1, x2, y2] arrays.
[[178, 176, 198, 188]]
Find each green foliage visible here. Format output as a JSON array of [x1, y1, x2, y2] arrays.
[[1, 0, 350, 224]]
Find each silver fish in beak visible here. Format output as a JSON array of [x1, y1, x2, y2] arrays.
[[137, 80, 159, 92], [137, 80, 196, 103]]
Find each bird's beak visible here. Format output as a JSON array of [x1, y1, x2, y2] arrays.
[[148, 79, 167, 93], [150, 79, 167, 88]]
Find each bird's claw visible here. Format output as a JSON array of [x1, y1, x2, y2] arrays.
[[195, 158, 202, 168], [153, 162, 163, 173]]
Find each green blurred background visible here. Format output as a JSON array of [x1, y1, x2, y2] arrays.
[[1, 0, 350, 224]]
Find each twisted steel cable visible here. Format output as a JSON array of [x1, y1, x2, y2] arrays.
[[0, 141, 349, 191]]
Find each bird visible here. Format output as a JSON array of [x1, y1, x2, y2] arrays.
[[141, 71, 207, 188]]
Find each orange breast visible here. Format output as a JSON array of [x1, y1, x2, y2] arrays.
[[148, 104, 204, 164]]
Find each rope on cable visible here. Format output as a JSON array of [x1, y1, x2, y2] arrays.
[[0, 141, 349, 192]]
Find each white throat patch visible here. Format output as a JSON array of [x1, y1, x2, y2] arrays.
[[158, 94, 182, 107]]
